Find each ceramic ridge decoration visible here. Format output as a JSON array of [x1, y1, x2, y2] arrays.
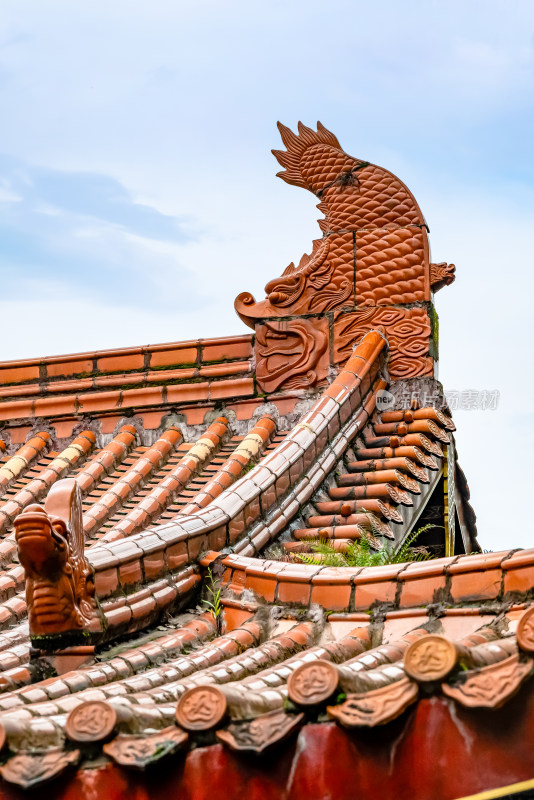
[[287, 660, 339, 706], [216, 709, 305, 753], [103, 728, 189, 769], [14, 478, 101, 644], [327, 677, 419, 727], [0, 750, 80, 789], [334, 306, 433, 379], [66, 700, 118, 742], [235, 121, 449, 390], [404, 635, 458, 682], [430, 262, 456, 292], [517, 607, 534, 653], [235, 121, 430, 325], [0, 118, 522, 799], [442, 654, 532, 708], [176, 685, 228, 731], [255, 317, 330, 393]]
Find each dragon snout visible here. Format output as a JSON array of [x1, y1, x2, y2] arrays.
[[15, 504, 65, 574], [14, 504, 52, 538]]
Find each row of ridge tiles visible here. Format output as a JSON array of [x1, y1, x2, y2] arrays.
[[0, 606, 530, 790], [0, 333, 388, 642]]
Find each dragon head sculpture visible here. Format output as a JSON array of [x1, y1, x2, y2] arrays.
[[235, 122, 454, 391], [15, 478, 99, 645]]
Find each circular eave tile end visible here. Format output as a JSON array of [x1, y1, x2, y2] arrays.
[[404, 635, 458, 682], [517, 607, 534, 654], [66, 700, 117, 743], [176, 685, 228, 731], [287, 660, 339, 706]]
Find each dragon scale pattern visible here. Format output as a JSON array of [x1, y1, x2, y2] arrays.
[[235, 122, 451, 392]]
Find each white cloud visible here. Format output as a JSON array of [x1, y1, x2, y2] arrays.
[[0, 187, 20, 203], [0, 291, 237, 360], [0, 179, 21, 203]]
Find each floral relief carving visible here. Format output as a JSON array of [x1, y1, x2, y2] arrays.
[[216, 709, 305, 753], [103, 727, 188, 769], [255, 317, 330, 393], [442, 654, 532, 708], [327, 677, 419, 727], [0, 750, 80, 789], [14, 478, 101, 644], [334, 306, 433, 379]]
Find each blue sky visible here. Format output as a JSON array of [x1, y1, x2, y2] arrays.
[[0, 0, 533, 549]]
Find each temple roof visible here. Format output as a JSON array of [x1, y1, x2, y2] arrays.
[[0, 123, 530, 796]]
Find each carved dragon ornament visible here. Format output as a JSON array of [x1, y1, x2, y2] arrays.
[[14, 478, 101, 644], [235, 122, 455, 392]]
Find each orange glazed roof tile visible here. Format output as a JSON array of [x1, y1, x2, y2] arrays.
[[0, 122, 526, 799]]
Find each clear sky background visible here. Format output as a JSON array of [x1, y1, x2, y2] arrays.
[[0, 1, 533, 550]]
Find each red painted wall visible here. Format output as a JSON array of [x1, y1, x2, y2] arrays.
[[2, 691, 534, 800]]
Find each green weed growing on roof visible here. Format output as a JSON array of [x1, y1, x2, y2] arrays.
[[296, 525, 438, 568], [201, 567, 223, 634]]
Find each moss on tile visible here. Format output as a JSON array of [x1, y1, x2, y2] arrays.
[[429, 304, 439, 361]]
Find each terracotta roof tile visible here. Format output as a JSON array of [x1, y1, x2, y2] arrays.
[[0, 122, 524, 793]]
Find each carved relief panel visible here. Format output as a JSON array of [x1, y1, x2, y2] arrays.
[[255, 317, 329, 394], [334, 306, 433, 379]]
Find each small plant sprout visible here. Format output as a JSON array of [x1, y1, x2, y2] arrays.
[[202, 568, 223, 634]]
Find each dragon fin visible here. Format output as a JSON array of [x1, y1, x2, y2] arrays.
[[272, 121, 343, 189]]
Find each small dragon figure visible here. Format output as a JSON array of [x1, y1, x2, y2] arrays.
[[15, 478, 100, 646]]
